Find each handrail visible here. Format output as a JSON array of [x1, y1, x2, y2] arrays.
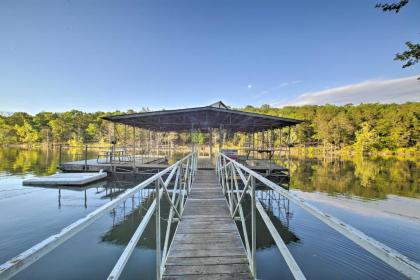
[[217, 152, 420, 280], [0, 151, 197, 280], [107, 151, 197, 280], [216, 153, 304, 279]]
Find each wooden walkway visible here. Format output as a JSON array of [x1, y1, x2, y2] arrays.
[[196, 158, 214, 170], [163, 170, 252, 280]]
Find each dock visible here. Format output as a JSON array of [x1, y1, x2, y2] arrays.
[[60, 155, 288, 181], [3, 103, 418, 280], [59, 156, 168, 173], [22, 171, 107, 186], [162, 169, 252, 279]]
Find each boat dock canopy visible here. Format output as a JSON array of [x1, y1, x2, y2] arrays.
[[102, 101, 303, 132]]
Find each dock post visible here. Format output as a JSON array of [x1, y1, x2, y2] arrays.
[[155, 179, 161, 279], [58, 144, 62, 165], [251, 175, 257, 278], [287, 126, 291, 177], [84, 145, 88, 169], [132, 126, 136, 172], [209, 128, 213, 161], [157, 131, 160, 157]]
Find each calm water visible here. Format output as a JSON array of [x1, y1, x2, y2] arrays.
[[0, 147, 419, 279]]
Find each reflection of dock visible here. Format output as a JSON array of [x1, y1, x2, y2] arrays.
[[102, 188, 162, 249], [257, 190, 298, 245]]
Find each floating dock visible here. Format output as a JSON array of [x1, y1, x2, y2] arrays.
[[22, 171, 107, 186]]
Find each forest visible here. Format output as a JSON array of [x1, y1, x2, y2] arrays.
[[0, 102, 418, 155]]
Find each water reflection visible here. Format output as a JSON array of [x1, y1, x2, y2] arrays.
[[256, 189, 300, 247], [0, 147, 97, 176], [0, 148, 419, 279], [102, 188, 155, 246], [288, 156, 419, 199], [100, 187, 176, 251], [1, 147, 417, 200], [235, 189, 300, 251]]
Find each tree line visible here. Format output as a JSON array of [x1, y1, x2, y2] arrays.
[[242, 102, 419, 154], [0, 102, 418, 154]]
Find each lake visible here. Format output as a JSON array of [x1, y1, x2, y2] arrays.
[[0, 147, 419, 279]]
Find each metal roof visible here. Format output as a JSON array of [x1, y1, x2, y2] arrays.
[[102, 101, 303, 132]]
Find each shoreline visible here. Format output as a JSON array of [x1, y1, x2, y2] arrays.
[[1, 143, 419, 159]]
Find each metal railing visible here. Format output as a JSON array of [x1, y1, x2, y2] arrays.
[[57, 144, 167, 165], [108, 150, 197, 280], [0, 151, 197, 280], [216, 152, 420, 280]]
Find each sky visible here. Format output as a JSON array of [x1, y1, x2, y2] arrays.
[[0, 0, 419, 114]]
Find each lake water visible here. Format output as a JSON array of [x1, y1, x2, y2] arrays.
[[0, 147, 419, 279]]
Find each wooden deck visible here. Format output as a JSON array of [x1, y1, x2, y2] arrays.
[[196, 158, 214, 170], [163, 170, 252, 280]]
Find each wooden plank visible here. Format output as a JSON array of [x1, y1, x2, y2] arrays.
[[163, 170, 251, 279], [179, 219, 233, 225], [166, 256, 248, 266], [169, 242, 243, 251], [162, 273, 252, 280], [177, 227, 237, 234], [173, 232, 241, 241], [169, 249, 246, 258], [178, 224, 237, 231], [164, 264, 250, 275]]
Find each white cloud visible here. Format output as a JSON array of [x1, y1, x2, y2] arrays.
[[276, 75, 420, 106], [247, 84, 253, 89], [253, 80, 302, 99], [277, 80, 301, 88]]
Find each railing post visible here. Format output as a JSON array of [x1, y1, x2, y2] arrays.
[[155, 179, 161, 280], [228, 164, 234, 215], [251, 175, 257, 278]]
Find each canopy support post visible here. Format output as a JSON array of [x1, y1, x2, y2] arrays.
[[209, 128, 213, 161], [132, 126, 136, 172]]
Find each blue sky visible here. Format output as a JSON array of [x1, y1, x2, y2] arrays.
[[0, 0, 419, 114]]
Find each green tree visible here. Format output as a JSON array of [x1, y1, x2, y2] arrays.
[[0, 118, 15, 144], [85, 123, 99, 143], [15, 120, 39, 146], [354, 123, 380, 154], [49, 118, 67, 143]]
